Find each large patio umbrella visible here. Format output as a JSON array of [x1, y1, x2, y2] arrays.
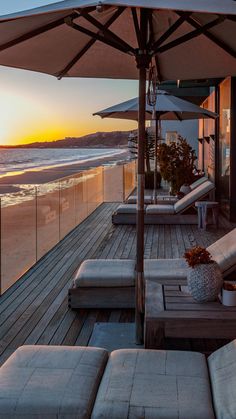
[[93, 90, 217, 201], [0, 1, 236, 343]]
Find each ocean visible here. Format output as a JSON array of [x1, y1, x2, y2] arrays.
[[0, 148, 126, 176]]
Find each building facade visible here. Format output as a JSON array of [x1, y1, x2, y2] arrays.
[[199, 77, 236, 221]]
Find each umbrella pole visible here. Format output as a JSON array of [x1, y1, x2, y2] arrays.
[[135, 63, 146, 344], [135, 8, 150, 344], [154, 116, 158, 204]]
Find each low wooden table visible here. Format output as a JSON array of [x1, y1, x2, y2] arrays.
[[144, 280, 236, 349]]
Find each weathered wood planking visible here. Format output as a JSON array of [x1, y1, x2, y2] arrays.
[[0, 202, 234, 364], [145, 280, 236, 350]]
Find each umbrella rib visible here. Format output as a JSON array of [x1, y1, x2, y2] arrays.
[[174, 111, 183, 121], [154, 55, 162, 83], [0, 12, 78, 53], [65, 17, 133, 55], [148, 11, 154, 47], [177, 12, 236, 59], [57, 7, 125, 79], [78, 9, 135, 54], [131, 8, 142, 48], [150, 12, 192, 52], [156, 16, 226, 54]]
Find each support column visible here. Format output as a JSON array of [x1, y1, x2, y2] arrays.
[[135, 8, 150, 345], [230, 77, 236, 221], [214, 84, 220, 199], [153, 116, 159, 203], [135, 64, 146, 344]]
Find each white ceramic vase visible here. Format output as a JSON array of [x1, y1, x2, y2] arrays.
[[187, 262, 223, 302]]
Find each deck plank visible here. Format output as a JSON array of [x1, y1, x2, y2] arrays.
[[0, 202, 234, 364]]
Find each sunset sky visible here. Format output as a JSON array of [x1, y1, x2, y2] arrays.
[[0, 1, 138, 146]]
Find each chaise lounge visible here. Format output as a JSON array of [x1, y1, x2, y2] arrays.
[[69, 227, 236, 309], [127, 175, 208, 204], [112, 180, 214, 225], [1, 339, 236, 418]]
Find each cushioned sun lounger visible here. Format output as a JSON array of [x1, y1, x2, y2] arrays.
[[69, 228, 236, 309], [127, 176, 208, 205], [2, 340, 236, 418], [112, 180, 214, 224], [154, 175, 208, 202]]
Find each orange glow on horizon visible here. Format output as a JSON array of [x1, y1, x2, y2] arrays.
[[1, 119, 137, 146], [0, 69, 138, 146], [0, 90, 137, 146]]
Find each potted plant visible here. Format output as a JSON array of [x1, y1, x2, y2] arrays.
[[184, 246, 223, 302], [157, 136, 197, 195], [222, 282, 236, 306]]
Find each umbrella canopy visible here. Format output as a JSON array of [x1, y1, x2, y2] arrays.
[[0, 1, 236, 80], [1, 0, 236, 343], [93, 90, 218, 120], [94, 90, 217, 201]]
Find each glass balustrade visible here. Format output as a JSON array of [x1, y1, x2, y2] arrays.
[[0, 161, 136, 294]]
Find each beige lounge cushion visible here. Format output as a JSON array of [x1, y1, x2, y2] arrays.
[[115, 204, 138, 214], [0, 345, 108, 419], [92, 348, 214, 419], [174, 180, 214, 213], [208, 339, 236, 419], [74, 259, 136, 287], [146, 204, 175, 215], [207, 228, 236, 275], [144, 259, 188, 281]]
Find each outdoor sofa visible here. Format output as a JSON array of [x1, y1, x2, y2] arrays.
[[68, 227, 236, 309], [0, 339, 236, 418], [127, 175, 208, 204], [112, 179, 214, 225]]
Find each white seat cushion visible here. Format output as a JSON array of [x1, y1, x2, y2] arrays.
[[127, 195, 153, 204], [74, 259, 136, 287], [208, 339, 236, 419], [0, 345, 108, 419], [174, 180, 214, 213], [92, 349, 215, 419], [207, 228, 236, 275], [146, 204, 175, 215], [144, 259, 188, 281], [115, 204, 138, 214]]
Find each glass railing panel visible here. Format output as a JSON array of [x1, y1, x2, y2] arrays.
[[59, 176, 76, 239], [124, 161, 136, 199], [0, 186, 37, 294], [85, 167, 104, 215], [75, 173, 88, 224], [0, 161, 136, 294], [103, 164, 124, 202], [36, 182, 60, 260]]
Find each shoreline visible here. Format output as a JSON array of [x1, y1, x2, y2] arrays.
[[0, 149, 131, 194]]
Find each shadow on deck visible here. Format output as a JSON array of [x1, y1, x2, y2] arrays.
[[0, 202, 234, 364]]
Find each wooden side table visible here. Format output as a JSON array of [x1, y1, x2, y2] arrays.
[[195, 201, 219, 230], [144, 280, 236, 349]]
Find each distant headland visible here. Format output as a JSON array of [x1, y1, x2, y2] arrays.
[[0, 130, 135, 149]]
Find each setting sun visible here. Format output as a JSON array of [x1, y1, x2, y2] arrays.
[[0, 68, 137, 146]]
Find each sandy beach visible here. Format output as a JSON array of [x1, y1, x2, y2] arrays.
[[0, 152, 136, 294], [0, 149, 130, 192]]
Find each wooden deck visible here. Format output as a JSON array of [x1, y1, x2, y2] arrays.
[[0, 202, 234, 365]]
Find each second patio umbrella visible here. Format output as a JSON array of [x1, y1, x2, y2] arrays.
[[94, 90, 217, 200]]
